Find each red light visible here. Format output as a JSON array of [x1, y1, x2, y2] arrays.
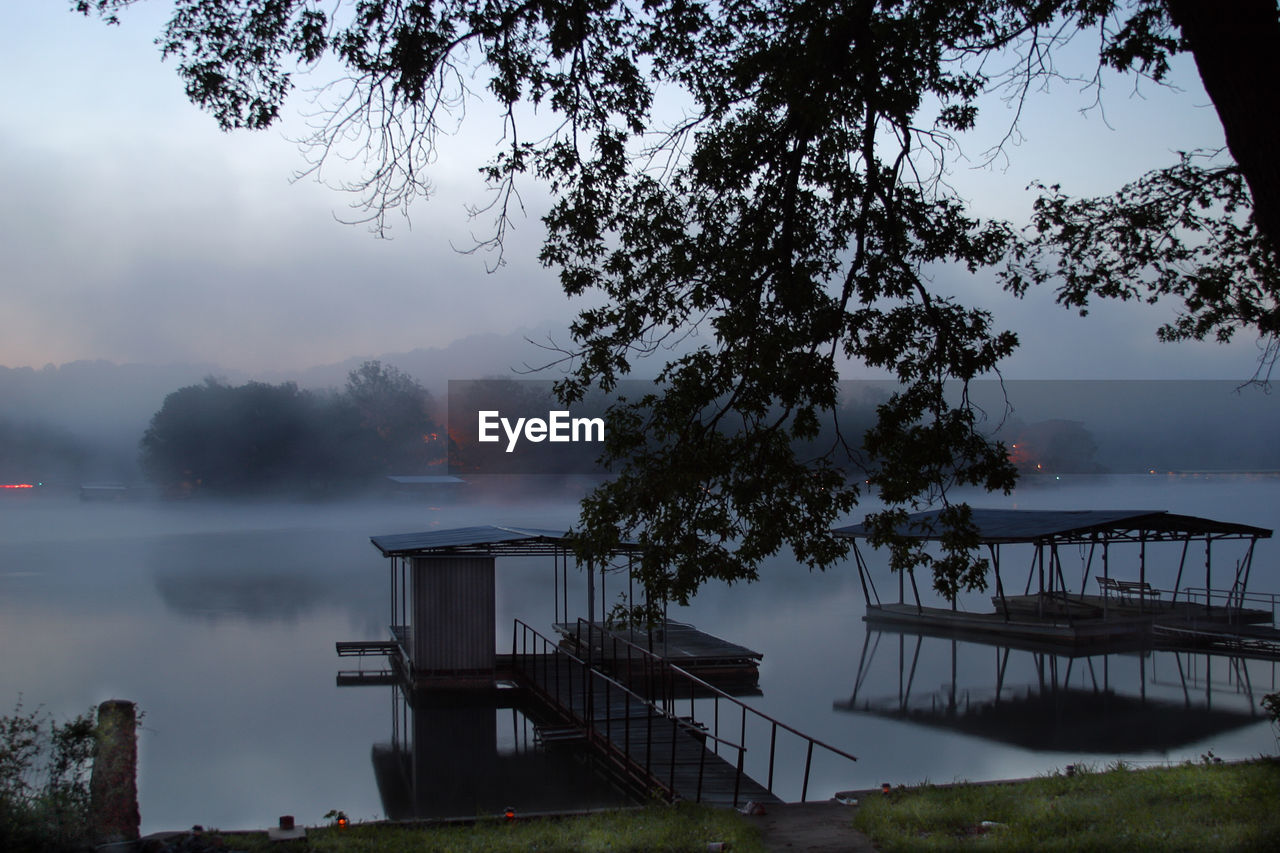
[[337, 817, 348, 829], [1, 484, 34, 489]]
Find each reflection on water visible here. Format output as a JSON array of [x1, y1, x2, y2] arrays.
[[0, 475, 1278, 830], [838, 627, 1272, 754], [147, 529, 385, 625], [372, 687, 636, 819]]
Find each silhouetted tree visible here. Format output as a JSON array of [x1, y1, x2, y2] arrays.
[[140, 367, 443, 495], [80, 0, 1280, 600], [140, 378, 318, 495], [342, 360, 443, 474]]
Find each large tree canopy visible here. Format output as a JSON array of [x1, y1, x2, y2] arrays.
[[140, 362, 442, 495], [79, 0, 1280, 603]]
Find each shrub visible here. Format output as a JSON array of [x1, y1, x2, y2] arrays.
[[0, 701, 96, 852]]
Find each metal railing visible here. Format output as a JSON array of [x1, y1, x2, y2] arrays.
[[512, 619, 747, 804], [563, 618, 858, 803], [1181, 587, 1280, 624]]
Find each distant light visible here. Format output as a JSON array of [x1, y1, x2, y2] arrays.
[[504, 807, 516, 821], [337, 817, 348, 829], [0, 484, 34, 489]]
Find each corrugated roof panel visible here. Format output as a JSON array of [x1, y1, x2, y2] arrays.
[[370, 525, 572, 556], [832, 508, 1272, 543], [385, 475, 466, 484]]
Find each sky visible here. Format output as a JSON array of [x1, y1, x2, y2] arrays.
[[0, 2, 1269, 380]]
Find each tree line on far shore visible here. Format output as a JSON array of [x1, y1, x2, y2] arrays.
[[139, 361, 446, 497]]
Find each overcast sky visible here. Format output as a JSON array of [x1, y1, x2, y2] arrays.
[[0, 2, 1269, 380]]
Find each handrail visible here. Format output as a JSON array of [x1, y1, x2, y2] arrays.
[[569, 618, 858, 802], [1181, 587, 1280, 624], [511, 619, 746, 804]]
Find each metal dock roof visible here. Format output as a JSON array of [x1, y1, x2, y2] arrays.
[[832, 508, 1273, 544], [370, 525, 574, 556]]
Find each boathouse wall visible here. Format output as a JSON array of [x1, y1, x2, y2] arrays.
[[409, 556, 495, 673]]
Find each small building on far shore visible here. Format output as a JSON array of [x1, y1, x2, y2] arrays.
[[382, 474, 466, 498], [79, 482, 132, 502]]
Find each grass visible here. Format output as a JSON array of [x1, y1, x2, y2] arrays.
[[852, 758, 1280, 852], [210, 803, 766, 852]]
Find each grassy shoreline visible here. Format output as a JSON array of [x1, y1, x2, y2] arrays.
[[852, 757, 1280, 852], [197, 803, 768, 852], [150, 759, 1280, 852]]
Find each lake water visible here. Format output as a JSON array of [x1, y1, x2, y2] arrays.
[[1, 473, 1277, 832]]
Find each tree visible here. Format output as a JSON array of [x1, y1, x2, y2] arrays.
[[1003, 1, 1280, 382], [82, 0, 1279, 603], [139, 368, 443, 495], [341, 360, 443, 473], [140, 377, 319, 494]]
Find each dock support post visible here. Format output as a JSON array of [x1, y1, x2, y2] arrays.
[[1172, 535, 1191, 606], [588, 558, 596, 625], [1102, 543, 1110, 619], [1036, 545, 1045, 618], [1080, 539, 1096, 596], [989, 544, 1009, 621], [1205, 540, 1213, 615], [1139, 535, 1147, 615], [908, 567, 923, 614]]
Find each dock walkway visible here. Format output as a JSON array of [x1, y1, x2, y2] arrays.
[[512, 622, 779, 807]]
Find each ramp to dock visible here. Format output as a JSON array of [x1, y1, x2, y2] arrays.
[[512, 619, 858, 807]]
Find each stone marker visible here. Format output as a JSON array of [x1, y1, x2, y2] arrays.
[[91, 700, 140, 844]]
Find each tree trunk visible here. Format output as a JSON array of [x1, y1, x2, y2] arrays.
[[1166, 0, 1280, 258]]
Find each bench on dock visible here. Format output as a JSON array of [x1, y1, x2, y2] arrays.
[[1097, 577, 1162, 603], [335, 640, 402, 657]]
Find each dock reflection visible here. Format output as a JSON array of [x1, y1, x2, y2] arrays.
[[836, 625, 1274, 754], [370, 685, 638, 820]]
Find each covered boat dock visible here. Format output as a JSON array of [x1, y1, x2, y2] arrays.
[[344, 524, 851, 807], [833, 508, 1275, 649], [364, 524, 763, 687]]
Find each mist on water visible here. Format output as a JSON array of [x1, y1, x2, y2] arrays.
[[3, 368, 1280, 832]]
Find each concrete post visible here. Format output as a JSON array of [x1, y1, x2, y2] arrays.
[[91, 699, 140, 844]]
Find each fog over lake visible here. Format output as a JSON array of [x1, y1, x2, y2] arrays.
[[1, 473, 1277, 832]]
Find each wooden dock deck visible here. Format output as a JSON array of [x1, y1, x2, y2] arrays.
[[553, 620, 762, 689], [865, 592, 1277, 652]]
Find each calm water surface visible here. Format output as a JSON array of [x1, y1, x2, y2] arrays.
[[1, 474, 1277, 831]]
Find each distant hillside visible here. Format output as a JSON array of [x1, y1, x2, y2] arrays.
[[3, 348, 1276, 484], [966, 380, 1280, 473]]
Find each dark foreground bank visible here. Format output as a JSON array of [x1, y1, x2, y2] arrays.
[[853, 758, 1280, 852]]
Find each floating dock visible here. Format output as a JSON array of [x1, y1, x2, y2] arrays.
[[836, 508, 1276, 653], [553, 620, 762, 690], [342, 523, 859, 808]]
